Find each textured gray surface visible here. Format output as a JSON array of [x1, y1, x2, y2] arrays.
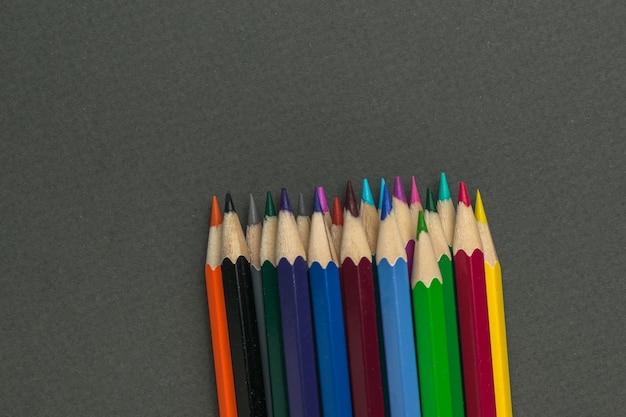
[[2, 1, 625, 416]]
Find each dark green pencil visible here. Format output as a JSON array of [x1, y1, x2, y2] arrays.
[[259, 192, 290, 416]]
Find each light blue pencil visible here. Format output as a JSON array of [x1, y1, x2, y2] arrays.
[[376, 181, 422, 417]]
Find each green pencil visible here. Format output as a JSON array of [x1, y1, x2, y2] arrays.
[[260, 192, 290, 416], [412, 211, 453, 417], [425, 189, 465, 416]]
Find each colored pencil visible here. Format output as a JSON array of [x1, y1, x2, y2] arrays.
[[376, 181, 421, 417], [437, 172, 456, 246], [340, 181, 385, 417], [246, 194, 272, 417], [409, 175, 423, 238], [308, 189, 353, 417], [392, 176, 415, 275], [330, 196, 343, 257], [221, 193, 266, 417], [297, 192, 311, 252], [317, 186, 333, 232], [411, 211, 453, 417], [205, 196, 237, 417], [276, 189, 321, 417], [259, 192, 290, 417], [317, 187, 339, 263], [475, 190, 512, 417], [453, 182, 496, 417], [359, 178, 379, 255], [358, 178, 390, 416], [425, 188, 465, 417]]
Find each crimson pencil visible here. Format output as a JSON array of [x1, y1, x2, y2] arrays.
[[359, 178, 390, 416], [340, 181, 385, 417], [221, 193, 266, 417], [453, 182, 496, 417]]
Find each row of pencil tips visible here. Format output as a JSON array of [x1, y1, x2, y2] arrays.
[[205, 172, 510, 417]]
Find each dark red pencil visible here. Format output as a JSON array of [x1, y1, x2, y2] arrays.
[[339, 181, 385, 417]]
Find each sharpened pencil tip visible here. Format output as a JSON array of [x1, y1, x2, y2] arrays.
[[280, 188, 292, 212], [248, 194, 260, 225], [264, 192, 276, 217], [332, 197, 343, 225], [474, 189, 488, 224], [379, 178, 387, 210], [297, 193, 307, 217], [458, 182, 471, 207], [316, 186, 329, 214], [379, 181, 392, 220], [417, 210, 428, 235], [361, 178, 375, 206], [410, 176, 421, 205], [393, 176, 407, 203], [425, 188, 437, 212], [210, 195, 222, 226], [313, 188, 323, 213], [345, 180, 359, 217], [439, 172, 451, 201], [224, 193, 235, 213]]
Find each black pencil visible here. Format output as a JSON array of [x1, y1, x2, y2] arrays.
[[221, 193, 266, 417]]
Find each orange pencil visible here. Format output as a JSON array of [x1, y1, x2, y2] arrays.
[[205, 195, 237, 417]]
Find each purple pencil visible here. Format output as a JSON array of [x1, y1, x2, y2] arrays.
[[276, 188, 321, 417]]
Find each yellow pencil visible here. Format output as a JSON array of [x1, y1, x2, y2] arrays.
[[475, 190, 512, 417]]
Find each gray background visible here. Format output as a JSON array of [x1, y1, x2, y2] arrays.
[[2, 1, 625, 416]]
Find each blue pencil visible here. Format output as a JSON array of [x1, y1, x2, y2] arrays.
[[307, 188, 353, 417], [376, 181, 422, 417], [276, 188, 321, 417]]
